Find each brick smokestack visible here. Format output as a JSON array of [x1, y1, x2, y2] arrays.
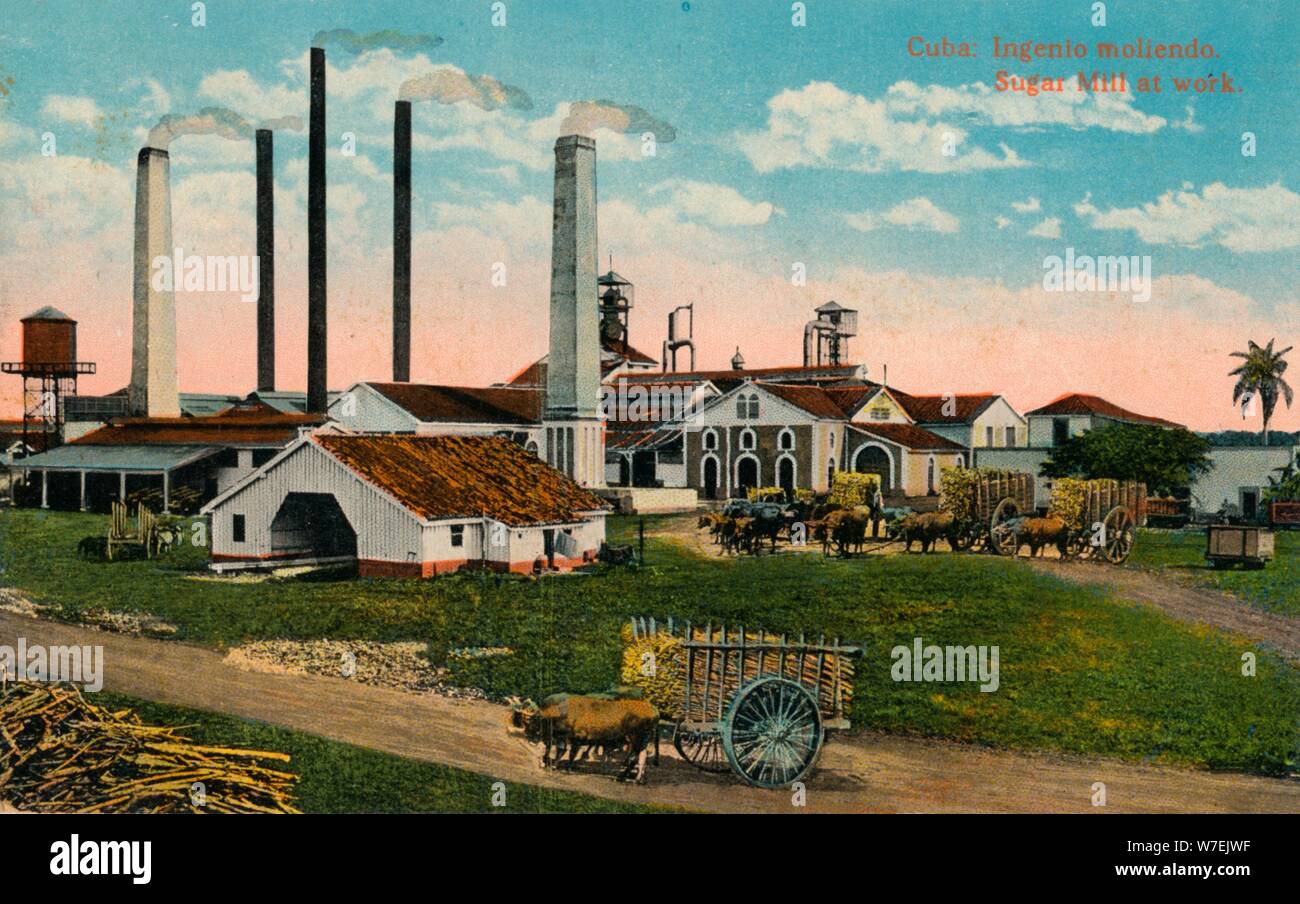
[[306, 46, 328, 413], [392, 100, 411, 382], [128, 147, 180, 418], [543, 135, 603, 488], [255, 128, 275, 392]]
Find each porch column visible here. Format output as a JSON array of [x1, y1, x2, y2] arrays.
[[40, 469, 48, 509], [119, 470, 126, 502], [162, 471, 170, 511], [79, 470, 87, 511]]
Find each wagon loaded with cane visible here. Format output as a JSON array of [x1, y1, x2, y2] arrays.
[[1039, 477, 1146, 564], [938, 469, 1037, 552], [623, 617, 861, 788]]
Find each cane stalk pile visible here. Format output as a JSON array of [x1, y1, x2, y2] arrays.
[[828, 472, 880, 508], [1049, 478, 1092, 531], [0, 682, 300, 814]]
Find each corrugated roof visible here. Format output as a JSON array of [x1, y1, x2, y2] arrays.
[[72, 407, 324, 447], [367, 382, 542, 425], [850, 422, 967, 451], [1026, 393, 1183, 428], [314, 434, 609, 526], [892, 390, 999, 424], [15, 444, 218, 472]]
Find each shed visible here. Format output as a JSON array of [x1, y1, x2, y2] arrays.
[[201, 434, 610, 577]]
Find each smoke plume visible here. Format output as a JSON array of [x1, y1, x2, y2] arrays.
[[311, 29, 442, 54], [560, 100, 677, 142], [147, 106, 252, 149], [398, 68, 532, 111]]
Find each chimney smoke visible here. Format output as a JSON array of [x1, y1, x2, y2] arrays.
[[392, 100, 412, 382], [128, 147, 180, 418], [307, 47, 328, 413], [255, 129, 275, 392]]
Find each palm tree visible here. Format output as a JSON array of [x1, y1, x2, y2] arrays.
[[1230, 339, 1294, 444]]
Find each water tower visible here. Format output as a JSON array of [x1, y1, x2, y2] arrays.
[[802, 301, 857, 367], [1, 307, 96, 452], [597, 266, 634, 350]]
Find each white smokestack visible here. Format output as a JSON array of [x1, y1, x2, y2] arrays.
[[543, 135, 603, 488], [129, 147, 179, 418]]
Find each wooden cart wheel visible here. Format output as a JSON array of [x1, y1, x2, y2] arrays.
[[672, 723, 731, 773], [989, 498, 1021, 557], [722, 677, 823, 789], [1102, 506, 1134, 564]]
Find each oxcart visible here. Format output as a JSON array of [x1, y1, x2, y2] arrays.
[[628, 617, 861, 788], [1011, 478, 1147, 564], [939, 470, 1037, 552]]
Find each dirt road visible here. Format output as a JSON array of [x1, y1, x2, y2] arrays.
[[1025, 559, 1300, 663], [2, 610, 1296, 813]]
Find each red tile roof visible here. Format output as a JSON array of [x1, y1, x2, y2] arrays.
[[72, 408, 325, 446], [821, 384, 883, 416], [505, 338, 658, 387], [314, 434, 609, 526], [892, 391, 999, 424], [1025, 393, 1183, 428], [755, 382, 847, 419], [850, 422, 967, 451], [368, 383, 542, 425]]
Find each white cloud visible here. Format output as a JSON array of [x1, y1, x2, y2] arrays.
[[844, 197, 959, 234], [1027, 217, 1062, 239], [736, 81, 1026, 174], [648, 179, 777, 226], [0, 117, 34, 148], [198, 68, 303, 123], [42, 94, 103, 126], [1074, 183, 1300, 252], [994, 215, 1012, 230], [1011, 196, 1041, 213]]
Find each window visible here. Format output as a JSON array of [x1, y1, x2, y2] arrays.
[[252, 449, 276, 466], [739, 428, 756, 451], [1005, 426, 1016, 447], [778, 428, 794, 450], [1052, 417, 1070, 446], [927, 456, 937, 495], [829, 431, 835, 449], [985, 426, 995, 447], [450, 524, 464, 548], [747, 394, 760, 419], [736, 396, 748, 419], [703, 429, 717, 451], [736, 392, 759, 419], [232, 514, 245, 543]]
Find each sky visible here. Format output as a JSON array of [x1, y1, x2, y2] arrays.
[[0, 0, 1296, 431]]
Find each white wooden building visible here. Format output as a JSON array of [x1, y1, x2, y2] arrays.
[[202, 434, 609, 578]]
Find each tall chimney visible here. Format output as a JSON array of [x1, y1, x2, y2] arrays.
[[128, 147, 180, 418], [543, 135, 603, 487], [392, 100, 412, 382], [306, 46, 328, 413], [255, 128, 275, 392]]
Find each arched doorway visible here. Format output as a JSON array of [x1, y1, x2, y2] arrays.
[[736, 456, 759, 498], [853, 444, 892, 494], [270, 493, 357, 559], [778, 456, 795, 497], [702, 456, 718, 500]]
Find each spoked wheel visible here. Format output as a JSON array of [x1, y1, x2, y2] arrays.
[[672, 723, 730, 773], [990, 498, 1021, 557], [1102, 506, 1135, 564], [722, 677, 823, 788]]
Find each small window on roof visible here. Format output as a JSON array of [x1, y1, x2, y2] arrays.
[[450, 524, 464, 548]]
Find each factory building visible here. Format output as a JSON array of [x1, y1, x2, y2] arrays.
[[202, 434, 608, 576]]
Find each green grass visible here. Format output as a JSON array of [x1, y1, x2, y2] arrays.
[[85, 692, 661, 813], [1127, 528, 1300, 618], [3, 509, 1298, 775]]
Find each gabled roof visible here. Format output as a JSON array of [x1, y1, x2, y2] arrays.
[[891, 390, 1001, 425], [314, 434, 609, 526], [72, 407, 325, 447], [753, 382, 847, 419], [505, 337, 658, 387], [821, 383, 885, 417], [850, 422, 967, 452], [365, 382, 542, 426], [1026, 393, 1183, 429]]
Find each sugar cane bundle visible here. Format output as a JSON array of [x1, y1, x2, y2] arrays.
[[619, 625, 685, 720], [1050, 478, 1091, 531], [829, 472, 879, 509], [0, 682, 300, 814]]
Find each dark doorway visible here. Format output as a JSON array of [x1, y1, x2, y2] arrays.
[[1241, 489, 1259, 521], [854, 445, 892, 493], [778, 457, 795, 496], [1052, 417, 1070, 446], [632, 450, 657, 487], [703, 457, 718, 500], [736, 457, 758, 498], [270, 493, 357, 559], [543, 529, 556, 569], [617, 456, 630, 487]]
